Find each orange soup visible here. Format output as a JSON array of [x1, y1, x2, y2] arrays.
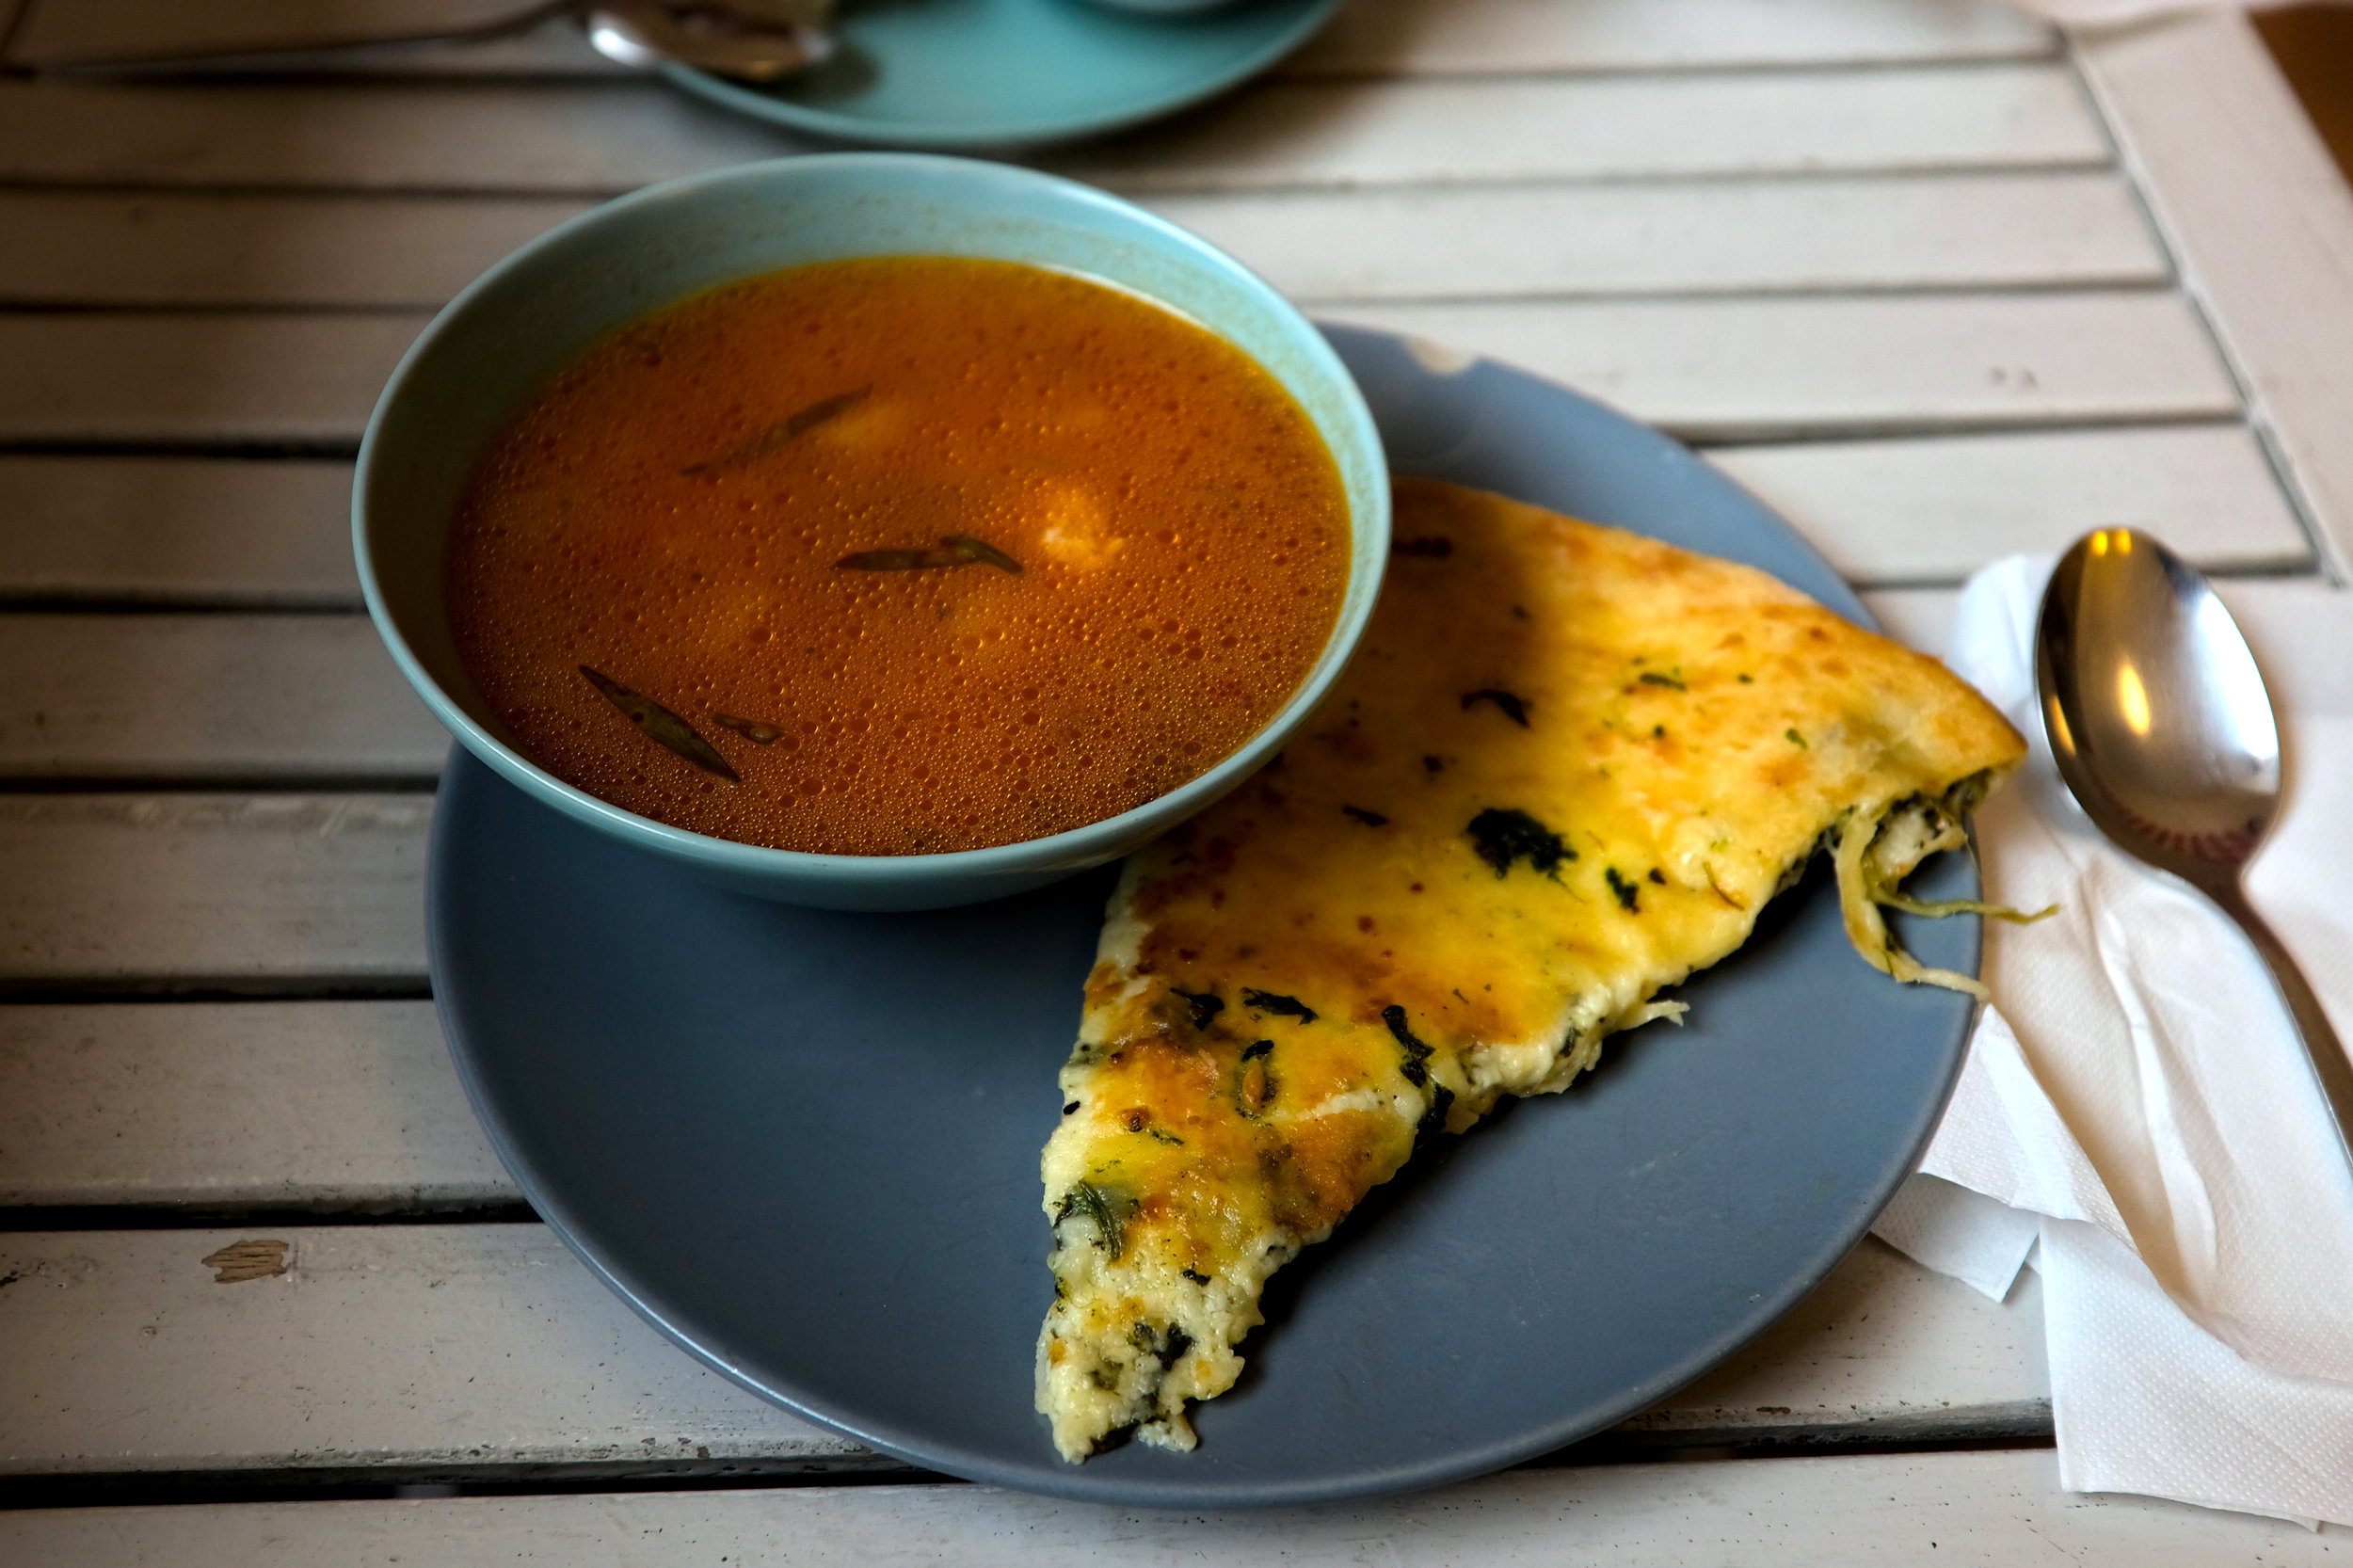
[[446, 257, 1351, 856]]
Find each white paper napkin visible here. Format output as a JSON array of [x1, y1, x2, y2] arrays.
[[1866, 557, 2353, 1527]]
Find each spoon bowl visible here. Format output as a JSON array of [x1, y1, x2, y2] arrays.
[[584, 0, 831, 80], [2036, 527, 2353, 1162], [2036, 527, 2281, 881]]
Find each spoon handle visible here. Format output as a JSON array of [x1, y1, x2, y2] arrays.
[[2212, 880, 2353, 1161]]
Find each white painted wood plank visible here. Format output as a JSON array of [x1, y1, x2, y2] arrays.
[[0, 69, 2104, 194], [16, 1448, 2336, 1566], [0, 81, 797, 194], [1064, 67, 2108, 190], [0, 190, 591, 308], [1633, 1237, 2046, 1444], [0, 175, 2162, 310], [0, 794, 427, 989], [0, 178, 2165, 312], [1291, 0, 2057, 75], [2074, 8, 2353, 581], [1709, 424, 2313, 585], [0, 313, 421, 445], [1861, 588, 1961, 655], [1338, 292, 2239, 441], [0, 1224, 864, 1477], [0, 456, 362, 605], [0, 616, 446, 780], [8, 0, 2060, 78], [0, 1222, 2039, 1478], [1166, 174, 2158, 299], [0, 1001, 512, 1209], [0, 295, 2235, 448]]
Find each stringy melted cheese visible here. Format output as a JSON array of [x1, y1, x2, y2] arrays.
[[1034, 479, 2026, 1462]]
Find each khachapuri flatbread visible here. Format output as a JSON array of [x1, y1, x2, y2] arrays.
[[1034, 479, 2027, 1462]]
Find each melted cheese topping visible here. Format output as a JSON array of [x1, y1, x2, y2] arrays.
[[1034, 479, 2025, 1461]]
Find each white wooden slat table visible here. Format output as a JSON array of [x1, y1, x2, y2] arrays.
[[2, 0, 2346, 1558]]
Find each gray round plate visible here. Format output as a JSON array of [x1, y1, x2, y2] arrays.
[[429, 326, 1978, 1507]]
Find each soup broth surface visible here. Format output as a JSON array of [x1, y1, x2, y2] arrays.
[[447, 256, 1350, 855]]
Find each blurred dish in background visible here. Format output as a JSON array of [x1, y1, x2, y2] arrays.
[[664, 0, 1344, 149]]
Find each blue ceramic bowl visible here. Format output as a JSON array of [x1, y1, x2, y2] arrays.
[[356, 154, 1388, 911]]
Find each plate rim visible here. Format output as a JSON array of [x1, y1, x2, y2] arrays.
[[660, 0, 1348, 150], [428, 328, 1979, 1506]]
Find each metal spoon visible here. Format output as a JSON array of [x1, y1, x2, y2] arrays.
[[28, 0, 831, 83], [2036, 527, 2353, 1162]]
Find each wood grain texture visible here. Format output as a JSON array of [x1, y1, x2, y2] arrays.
[[0, 794, 427, 991], [0, 1002, 509, 1210], [0, 456, 362, 605], [0, 79, 799, 193], [1861, 589, 1961, 656], [1332, 293, 2238, 441], [0, 1223, 2040, 1480], [0, 616, 445, 780], [2074, 8, 2353, 581], [8, 0, 2061, 78], [1160, 175, 2159, 300], [0, 175, 2162, 309], [1708, 424, 2313, 585], [15, 1448, 2340, 1565], [0, 1223, 864, 1479], [1062, 67, 2107, 190], [1291, 0, 2057, 75], [0, 190, 593, 308], [0, 313, 421, 445], [0, 68, 2104, 196], [0, 294, 2233, 448]]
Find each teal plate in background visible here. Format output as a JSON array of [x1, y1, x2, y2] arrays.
[[663, 0, 1345, 148]]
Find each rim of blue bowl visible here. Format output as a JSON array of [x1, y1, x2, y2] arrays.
[[659, 0, 1346, 152], [355, 152, 1389, 899]]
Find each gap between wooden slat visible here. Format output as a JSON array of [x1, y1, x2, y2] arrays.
[[0, 66, 2105, 195], [0, 293, 2233, 449], [0, 1219, 2042, 1480], [0, 175, 2161, 309], [12, 1448, 2335, 1568]]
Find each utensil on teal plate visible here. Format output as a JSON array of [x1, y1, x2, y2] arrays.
[[2036, 527, 2353, 1165], [31, 0, 832, 82]]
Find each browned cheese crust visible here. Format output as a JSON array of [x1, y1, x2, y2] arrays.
[[1035, 478, 2026, 1461]]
